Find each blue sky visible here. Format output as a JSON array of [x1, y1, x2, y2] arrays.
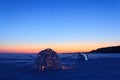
[[0, 0, 120, 53]]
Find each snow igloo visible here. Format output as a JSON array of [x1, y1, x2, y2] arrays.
[[36, 48, 61, 71]]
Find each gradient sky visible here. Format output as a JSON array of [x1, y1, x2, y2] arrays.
[[0, 0, 120, 53]]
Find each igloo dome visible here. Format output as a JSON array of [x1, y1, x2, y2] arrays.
[[36, 48, 61, 71]]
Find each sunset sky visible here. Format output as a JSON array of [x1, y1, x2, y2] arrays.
[[0, 0, 120, 53]]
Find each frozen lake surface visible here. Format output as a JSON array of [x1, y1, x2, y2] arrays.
[[0, 53, 120, 80]]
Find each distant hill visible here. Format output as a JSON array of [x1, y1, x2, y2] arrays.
[[89, 46, 120, 53]]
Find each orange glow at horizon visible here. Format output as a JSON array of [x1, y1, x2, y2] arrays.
[[0, 42, 119, 53]]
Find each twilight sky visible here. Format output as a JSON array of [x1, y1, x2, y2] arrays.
[[0, 0, 120, 53]]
